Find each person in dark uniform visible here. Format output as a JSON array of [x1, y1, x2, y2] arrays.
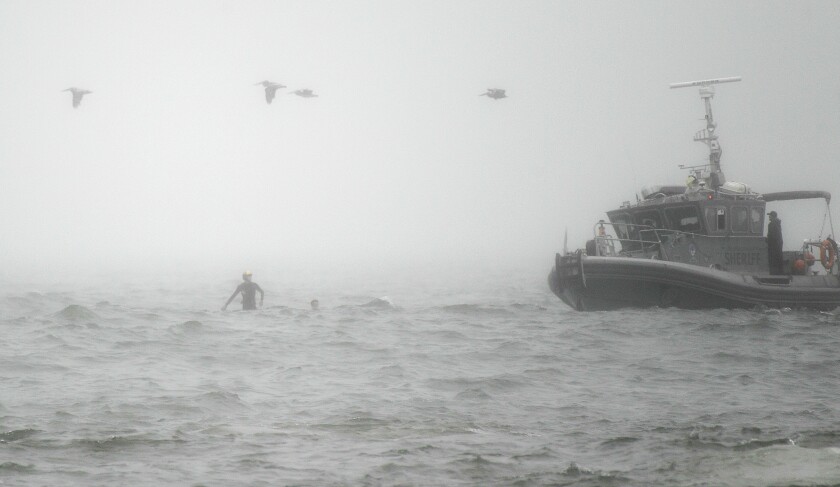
[[767, 211, 784, 275], [222, 271, 264, 311]]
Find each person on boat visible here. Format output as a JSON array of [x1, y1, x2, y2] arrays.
[[686, 174, 699, 191], [767, 211, 784, 275], [222, 271, 264, 311]]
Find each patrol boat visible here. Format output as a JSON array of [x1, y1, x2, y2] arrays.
[[549, 77, 840, 311]]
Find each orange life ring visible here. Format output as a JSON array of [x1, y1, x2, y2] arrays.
[[819, 239, 836, 269]]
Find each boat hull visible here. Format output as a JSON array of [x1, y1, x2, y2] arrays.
[[549, 252, 840, 311]]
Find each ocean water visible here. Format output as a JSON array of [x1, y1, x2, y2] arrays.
[[2, 268, 840, 486]]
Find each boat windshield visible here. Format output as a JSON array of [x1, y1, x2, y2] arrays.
[[633, 210, 660, 228], [732, 206, 749, 233], [751, 207, 764, 233], [608, 213, 639, 250], [664, 206, 703, 233], [633, 210, 662, 241]]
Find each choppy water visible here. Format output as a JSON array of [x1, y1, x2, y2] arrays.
[[3, 269, 840, 486]]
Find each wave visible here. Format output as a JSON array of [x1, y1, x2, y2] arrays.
[[52, 304, 99, 321], [440, 304, 514, 317], [72, 435, 186, 452], [2, 292, 66, 313], [426, 374, 532, 394], [535, 462, 631, 486], [192, 390, 249, 411], [677, 426, 796, 453], [312, 412, 400, 436], [375, 364, 406, 378], [708, 351, 772, 365], [130, 312, 162, 321], [426, 329, 468, 340], [380, 444, 440, 457], [168, 320, 205, 335], [0, 428, 40, 442], [444, 453, 512, 482], [708, 443, 840, 487], [454, 388, 491, 400], [492, 340, 531, 354], [795, 430, 840, 449], [522, 367, 564, 379], [510, 445, 558, 461], [0, 462, 35, 472], [334, 297, 400, 313], [733, 437, 794, 451], [600, 436, 642, 448], [510, 303, 547, 311], [360, 297, 396, 309]]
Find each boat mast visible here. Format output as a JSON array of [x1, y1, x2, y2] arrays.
[[670, 76, 741, 191]]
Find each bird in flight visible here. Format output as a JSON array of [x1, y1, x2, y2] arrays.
[[290, 89, 318, 98], [64, 87, 92, 108], [479, 88, 507, 100], [255, 80, 286, 104]]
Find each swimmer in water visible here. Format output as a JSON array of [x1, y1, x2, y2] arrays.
[[222, 271, 264, 311]]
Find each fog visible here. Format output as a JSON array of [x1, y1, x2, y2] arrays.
[[2, 0, 839, 284]]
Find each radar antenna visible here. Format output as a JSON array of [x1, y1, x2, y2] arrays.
[[670, 76, 741, 191]]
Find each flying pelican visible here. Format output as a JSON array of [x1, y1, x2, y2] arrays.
[[63, 87, 92, 108], [290, 89, 318, 98], [255, 80, 286, 104], [479, 88, 506, 100]]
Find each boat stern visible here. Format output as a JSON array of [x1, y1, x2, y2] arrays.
[[549, 251, 586, 310]]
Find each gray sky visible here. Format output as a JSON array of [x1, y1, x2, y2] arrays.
[[2, 0, 839, 280]]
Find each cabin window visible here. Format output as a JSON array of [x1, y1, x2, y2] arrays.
[[634, 210, 662, 229], [750, 207, 764, 234], [609, 214, 632, 240], [634, 210, 663, 242], [732, 206, 749, 233], [664, 206, 702, 233], [608, 213, 640, 251], [704, 207, 727, 234]]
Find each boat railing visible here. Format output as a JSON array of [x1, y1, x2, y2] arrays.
[[590, 221, 765, 259], [591, 221, 663, 258]]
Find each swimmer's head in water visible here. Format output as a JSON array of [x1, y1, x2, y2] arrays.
[[310, 299, 319, 310], [243, 271, 252, 281]]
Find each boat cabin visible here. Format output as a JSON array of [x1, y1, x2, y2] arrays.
[[601, 184, 769, 273], [598, 187, 833, 275], [607, 187, 766, 239]]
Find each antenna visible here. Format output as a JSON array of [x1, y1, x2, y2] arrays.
[[669, 76, 742, 89], [669, 76, 741, 191]]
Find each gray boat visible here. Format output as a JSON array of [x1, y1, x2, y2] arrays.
[[549, 77, 839, 311]]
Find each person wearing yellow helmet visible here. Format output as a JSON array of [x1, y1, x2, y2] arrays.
[[222, 271, 264, 311]]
